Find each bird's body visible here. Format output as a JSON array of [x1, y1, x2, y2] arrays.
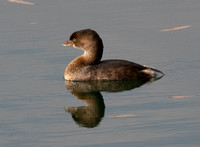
[[62, 29, 163, 81]]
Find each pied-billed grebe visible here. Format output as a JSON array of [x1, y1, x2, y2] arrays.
[[62, 29, 164, 81]]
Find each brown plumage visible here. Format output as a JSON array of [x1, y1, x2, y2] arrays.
[[62, 29, 164, 81]]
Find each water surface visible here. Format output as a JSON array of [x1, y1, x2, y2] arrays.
[[0, 0, 200, 147]]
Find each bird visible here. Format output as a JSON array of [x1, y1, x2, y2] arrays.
[[62, 29, 164, 81]]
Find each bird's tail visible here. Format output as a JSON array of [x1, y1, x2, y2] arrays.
[[142, 65, 164, 80]]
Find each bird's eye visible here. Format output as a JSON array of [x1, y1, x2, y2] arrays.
[[72, 38, 76, 42]]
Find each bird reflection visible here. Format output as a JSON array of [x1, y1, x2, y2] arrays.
[[64, 79, 154, 128], [66, 91, 105, 128]]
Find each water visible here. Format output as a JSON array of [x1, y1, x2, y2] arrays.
[[1, 0, 200, 146]]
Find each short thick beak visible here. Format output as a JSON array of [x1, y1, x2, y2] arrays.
[[62, 40, 74, 46]]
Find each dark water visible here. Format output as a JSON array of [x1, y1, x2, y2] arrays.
[[1, 0, 200, 147]]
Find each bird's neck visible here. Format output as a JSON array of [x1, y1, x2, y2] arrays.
[[80, 44, 103, 65]]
